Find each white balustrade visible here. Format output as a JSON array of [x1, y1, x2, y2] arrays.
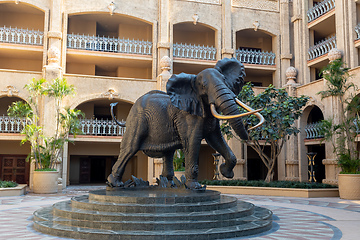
[[355, 23, 360, 40], [0, 26, 43, 45], [304, 122, 324, 139], [307, 0, 335, 23], [173, 43, 216, 60], [67, 33, 152, 55], [79, 118, 126, 136], [308, 35, 336, 60], [235, 49, 276, 65], [0, 115, 26, 133]]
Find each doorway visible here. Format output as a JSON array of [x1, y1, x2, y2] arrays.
[[0, 155, 29, 184]]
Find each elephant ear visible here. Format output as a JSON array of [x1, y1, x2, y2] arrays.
[[166, 73, 204, 117]]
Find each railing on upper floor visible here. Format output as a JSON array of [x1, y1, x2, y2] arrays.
[[67, 33, 152, 55], [308, 35, 336, 60], [307, 0, 335, 23], [304, 122, 324, 139], [355, 23, 360, 41], [173, 43, 216, 61], [0, 115, 26, 133], [0, 26, 43, 46], [79, 118, 126, 137], [235, 49, 276, 66]]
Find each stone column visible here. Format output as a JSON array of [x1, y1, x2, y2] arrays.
[[292, 0, 310, 85], [221, 0, 233, 58], [280, 0, 293, 87], [157, 56, 172, 91], [158, 0, 171, 76], [347, 0, 358, 68], [283, 67, 300, 181], [335, 0, 350, 64]]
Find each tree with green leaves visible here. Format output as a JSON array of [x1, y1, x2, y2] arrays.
[[318, 59, 360, 174], [222, 83, 309, 182], [7, 78, 84, 170]]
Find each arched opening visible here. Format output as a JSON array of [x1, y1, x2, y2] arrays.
[[173, 22, 216, 74], [66, 13, 153, 78], [68, 99, 147, 185], [235, 29, 275, 87], [0, 2, 45, 71], [247, 146, 271, 181], [0, 96, 30, 184], [304, 105, 325, 183]]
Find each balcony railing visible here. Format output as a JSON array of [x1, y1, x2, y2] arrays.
[[307, 0, 335, 23], [0, 26, 43, 45], [79, 118, 126, 136], [355, 23, 360, 41], [173, 43, 216, 60], [67, 33, 152, 55], [235, 49, 276, 66], [0, 115, 26, 133], [304, 122, 324, 139], [308, 35, 336, 60]]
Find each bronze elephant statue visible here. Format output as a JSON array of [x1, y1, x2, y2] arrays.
[[107, 58, 264, 189]]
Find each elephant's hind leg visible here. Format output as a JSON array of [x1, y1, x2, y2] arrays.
[[162, 150, 175, 183]]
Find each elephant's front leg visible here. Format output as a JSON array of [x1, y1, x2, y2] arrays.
[[205, 124, 237, 179]]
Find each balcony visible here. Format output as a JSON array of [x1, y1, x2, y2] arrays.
[[355, 23, 360, 42], [304, 122, 324, 140], [79, 118, 126, 137], [173, 43, 216, 61], [235, 49, 276, 66], [0, 116, 26, 134], [308, 35, 336, 61], [0, 26, 43, 46], [67, 33, 152, 56], [307, 0, 335, 23]]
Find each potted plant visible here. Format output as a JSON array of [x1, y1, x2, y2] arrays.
[[7, 78, 83, 193], [318, 59, 360, 199], [173, 149, 185, 179]]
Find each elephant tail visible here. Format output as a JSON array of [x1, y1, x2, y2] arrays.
[[110, 102, 126, 127]]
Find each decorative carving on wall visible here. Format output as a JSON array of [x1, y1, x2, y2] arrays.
[[328, 48, 342, 62], [286, 66, 297, 84], [108, 2, 116, 16], [47, 46, 60, 66], [192, 14, 199, 25], [232, 0, 279, 12], [253, 21, 260, 31], [2, 85, 19, 97], [101, 89, 120, 100]]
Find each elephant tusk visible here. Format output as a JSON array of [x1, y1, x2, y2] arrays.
[[235, 98, 265, 130], [210, 104, 262, 120]]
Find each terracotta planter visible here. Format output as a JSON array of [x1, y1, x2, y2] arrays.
[[32, 170, 59, 194], [338, 174, 360, 200]]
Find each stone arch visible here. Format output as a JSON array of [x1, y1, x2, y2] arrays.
[[70, 94, 134, 110], [66, 10, 154, 26], [0, 0, 49, 13], [172, 20, 219, 33]]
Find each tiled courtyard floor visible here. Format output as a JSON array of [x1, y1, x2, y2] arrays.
[[0, 185, 359, 240]]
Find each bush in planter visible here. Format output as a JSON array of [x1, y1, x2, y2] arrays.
[[318, 59, 360, 199], [0, 180, 18, 188], [7, 78, 84, 171]]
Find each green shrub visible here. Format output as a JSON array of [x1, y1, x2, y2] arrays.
[[198, 180, 337, 189], [0, 180, 18, 188]]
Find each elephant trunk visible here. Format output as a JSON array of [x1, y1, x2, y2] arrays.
[[213, 87, 249, 140]]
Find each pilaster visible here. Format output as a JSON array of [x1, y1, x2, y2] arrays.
[[221, 0, 233, 58], [158, 0, 171, 75], [280, 0, 292, 87]]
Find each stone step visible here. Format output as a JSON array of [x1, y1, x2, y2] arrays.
[[33, 217, 272, 240], [89, 188, 221, 204], [34, 203, 271, 231], [71, 194, 238, 213], [48, 200, 256, 222]]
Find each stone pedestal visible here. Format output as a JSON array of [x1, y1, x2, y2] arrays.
[[33, 188, 272, 239]]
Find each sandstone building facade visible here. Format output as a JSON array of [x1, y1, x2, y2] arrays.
[[0, 0, 357, 189]]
